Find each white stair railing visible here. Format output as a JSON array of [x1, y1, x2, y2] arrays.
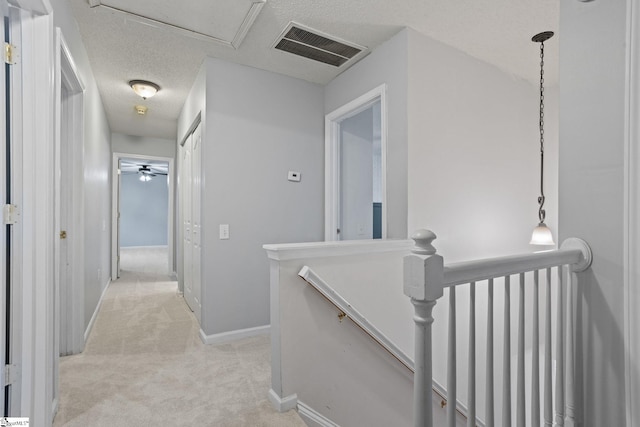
[[404, 229, 592, 427]]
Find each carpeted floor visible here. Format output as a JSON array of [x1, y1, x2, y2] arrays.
[[53, 246, 306, 427]]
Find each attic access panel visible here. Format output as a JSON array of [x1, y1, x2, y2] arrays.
[[89, 0, 265, 48]]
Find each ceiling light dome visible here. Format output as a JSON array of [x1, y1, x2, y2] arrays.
[[129, 80, 160, 99]]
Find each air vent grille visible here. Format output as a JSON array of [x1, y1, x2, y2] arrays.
[[274, 23, 365, 67]]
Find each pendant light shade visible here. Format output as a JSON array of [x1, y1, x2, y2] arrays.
[[530, 31, 555, 246], [530, 223, 555, 245]]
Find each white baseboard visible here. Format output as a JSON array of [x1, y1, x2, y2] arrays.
[[120, 245, 168, 250], [84, 278, 111, 342], [297, 401, 340, 427], [268, 389, 297, 412], [199, 324, 270, 345]]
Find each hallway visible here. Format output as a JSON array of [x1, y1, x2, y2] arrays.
[[54, 247, 305, 426]]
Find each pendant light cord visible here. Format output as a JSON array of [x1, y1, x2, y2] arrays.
[[537, 38, 548, 224]]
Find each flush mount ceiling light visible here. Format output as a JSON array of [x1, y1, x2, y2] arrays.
[[134, 105, 148, 115], [129, 80, 160, 99], [530, 31, 555, 246]]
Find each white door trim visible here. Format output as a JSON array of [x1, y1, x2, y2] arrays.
[[324, 84, 388, 241], [9, 2, 55, 423], [111, 152, 176, 278], [625, 0, 640, 424], [0, 0, 8, 417]]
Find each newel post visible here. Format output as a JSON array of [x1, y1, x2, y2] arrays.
[[404, 229, 444, 427]]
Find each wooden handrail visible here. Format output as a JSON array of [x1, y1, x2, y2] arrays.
[[442, 248, 584, 287]]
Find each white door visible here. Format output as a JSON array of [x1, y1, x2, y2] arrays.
[[182, 134, 196, 312], [58, 86, 71, 356], [191, 123, 202, 322]]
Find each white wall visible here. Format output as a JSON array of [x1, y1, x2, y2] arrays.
[[559, 1, 627, 425], [178, 58, 325, 336], [406, 28, 558, 260], [112, 132, 176, 159], [325, 30, 409, 239], [51, 0, 112, 331]]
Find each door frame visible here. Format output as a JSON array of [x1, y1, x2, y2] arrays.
[[625, 0, 640, 424], [324, 84, 387, 241], [7, 0, 56, 423], [54, 28, 85, 361], [111, 152, 175, 279]]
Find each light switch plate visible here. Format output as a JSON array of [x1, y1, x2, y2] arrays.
[[287, 171, 301, 182], [219, 224, 229, 240]]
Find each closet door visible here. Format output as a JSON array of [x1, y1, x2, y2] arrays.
[[191, 123, 202, 322], [182, 134, 196, 312]]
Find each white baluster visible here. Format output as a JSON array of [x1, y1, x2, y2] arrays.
[[517, 273, 526, 426], [544, 268, 553, 427], [403, 230, 444, 427], [555, 266, 565, 426], [564, 266, 575, 427], [502, 276, 511, 427], [486, 279, 495, 427], [532, 270, 541, 427], [448, 286, 457, 427], [467, 282, 476, 427]]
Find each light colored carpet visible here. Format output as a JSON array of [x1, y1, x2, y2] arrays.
[[54, 247, 306, 427]]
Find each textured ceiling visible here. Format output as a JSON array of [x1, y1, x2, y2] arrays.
[[69, 0, 559, 140]]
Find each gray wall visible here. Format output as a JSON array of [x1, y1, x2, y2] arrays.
[[179, 58, 325, 335], [560, 1, 627, 425], [325, 30, 409, 239], [51, 0, 113, 330], [120, 173, 168, 247], [112, 132, 176, 159]]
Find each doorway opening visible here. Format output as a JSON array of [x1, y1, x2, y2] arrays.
[[325, 84, 387, 241], [111, 154, 175, 281]]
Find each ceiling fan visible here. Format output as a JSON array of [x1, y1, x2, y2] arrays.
[[120, 160, 168, 181]]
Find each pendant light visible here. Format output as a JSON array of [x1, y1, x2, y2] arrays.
[[530, 31, 555, 246]]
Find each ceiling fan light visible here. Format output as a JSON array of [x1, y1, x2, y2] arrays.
[[139, 174, 152, 182], [530, 222, 555, 245], [129, 80, 159, 99]]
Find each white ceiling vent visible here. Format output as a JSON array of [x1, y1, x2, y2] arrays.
[[273, 23, 367, 67]]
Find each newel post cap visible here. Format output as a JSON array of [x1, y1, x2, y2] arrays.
[[411, 229, 437, 255], [404, 229, 443, 301]]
